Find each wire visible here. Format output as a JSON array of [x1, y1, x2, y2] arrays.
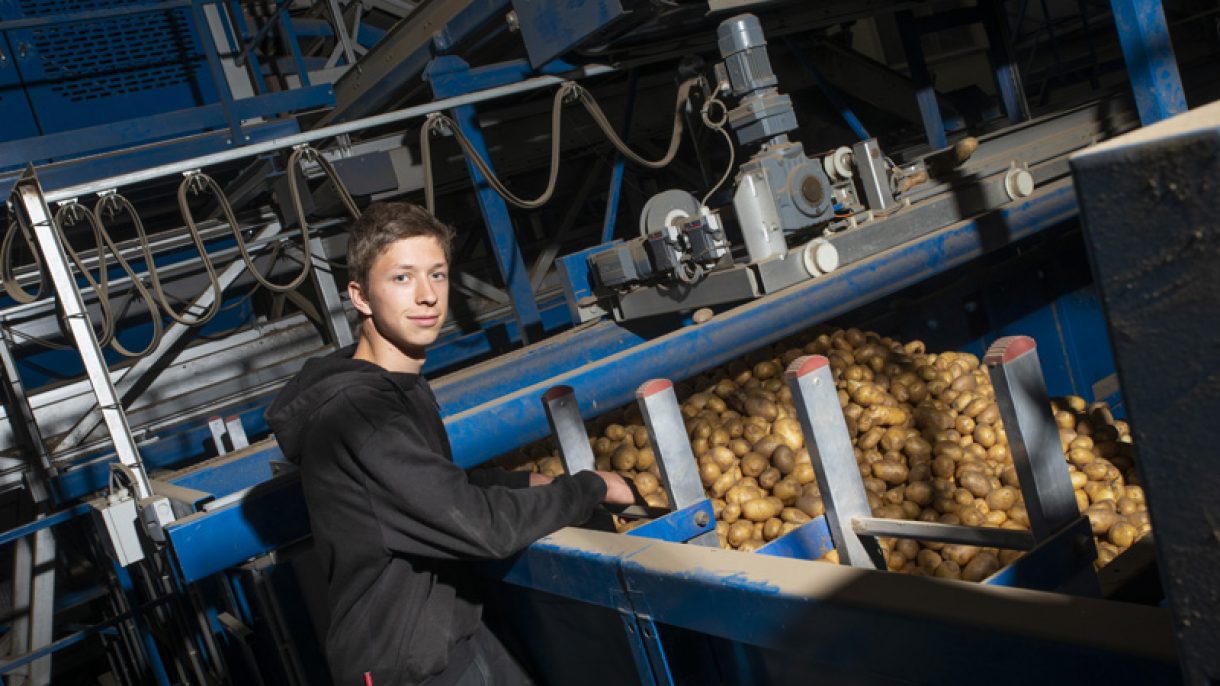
[[699, 90, 736, 208], [263, 145, 361, 293], [2, 213, 47, 304], [53, 203, 117, 347], [421, 77, 700, 214], [90, 197, 164, 359]]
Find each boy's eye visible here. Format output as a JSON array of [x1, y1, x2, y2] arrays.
[[431, 272, 448, 282], [393, 274, 410, 282]]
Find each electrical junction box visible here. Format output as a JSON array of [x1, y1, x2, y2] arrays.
[[91, 491, 146, 567]]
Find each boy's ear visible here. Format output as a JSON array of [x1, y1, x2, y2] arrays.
[[348, 280, 372, 316]]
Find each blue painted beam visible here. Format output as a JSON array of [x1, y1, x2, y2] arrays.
[[897, 11, 948, 150], [443, 181, 1080, 468], [166, 471, 309, 584], [426, 56, 545, 343], [1109, 0, 1187, 124]]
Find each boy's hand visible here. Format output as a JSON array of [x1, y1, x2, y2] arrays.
[[528, 473, 554, 487], [594, 471, 636, 506]]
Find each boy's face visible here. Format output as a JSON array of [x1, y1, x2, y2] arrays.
[[349, 235, 449, 357]]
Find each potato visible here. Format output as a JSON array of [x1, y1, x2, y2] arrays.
[[633, 471, 660, 497], [792, 462, 816, 485], [763, 517, 784, 541], [959, 471, 991, 498], [796, 492, 825, 518], [962, 552, 1001, 582], [985, 486, 1018, 512], [872, 460, 909, 485], [1109, 521, 1139, 549], [1085, 504, 1119, 535], [772, 418, 804, 450], [742, 497, 782, 522], [933, 560, 963, 579], [741, 452, 768, 478], [727, 520, 754, 547], [708, 446, 736, 471]]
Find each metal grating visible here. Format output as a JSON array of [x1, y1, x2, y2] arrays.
[[21, 1, 202, 103]]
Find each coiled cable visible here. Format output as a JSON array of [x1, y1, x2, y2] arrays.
[[421, 77, 701, 214], [2, 212, 47, 304], [90, 196, 164, 358]]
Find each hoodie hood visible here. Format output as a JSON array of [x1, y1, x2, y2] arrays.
[[265, 346, 418, 463]]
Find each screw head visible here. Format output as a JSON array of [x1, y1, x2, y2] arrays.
[[695, 511, 710, 527]]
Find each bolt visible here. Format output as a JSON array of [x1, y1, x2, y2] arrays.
[[695, 511, 710, 527]]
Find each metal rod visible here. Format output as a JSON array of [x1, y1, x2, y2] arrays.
[[41, 65, 613, 203], [852, 517, 1036, 550], [784, 356, 886, 568], [14, 170, 152, 500], [984, 336, 1080, 541], [635, 379, 706, 512]]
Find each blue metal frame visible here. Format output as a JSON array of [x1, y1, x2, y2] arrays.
[[897, 10, 948, 150], [1109, 0, 1187, 124], [601, 69, 637, 243], [426, 56, 551, 343], [625, 500, 715, 543]]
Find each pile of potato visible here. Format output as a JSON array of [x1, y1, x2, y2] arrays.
[[498, 326, 1150, 581]]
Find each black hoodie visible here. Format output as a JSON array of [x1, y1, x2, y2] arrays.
[[265, 347, 607, 685]]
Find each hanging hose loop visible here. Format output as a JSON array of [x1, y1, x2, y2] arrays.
[[52, 201, 116, 347], [274, 144, 362, 293], [570, 76, 700, 169], [420, 76, 702, 215], [88, 194, 164, 358], [2, 209, 47, 305]]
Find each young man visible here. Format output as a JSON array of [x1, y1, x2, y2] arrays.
[[266, 202, 633, 685]]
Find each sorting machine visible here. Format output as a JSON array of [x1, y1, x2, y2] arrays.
[[0, 0, 1216, 683]]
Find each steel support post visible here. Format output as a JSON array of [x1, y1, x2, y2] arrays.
[[426, 58, 544, 343], [983, 336, 1080, 541], [1109, 0, 1187, 124], [634, 380, 704, 511], [308, 235, 354, 348], [979, 0, 1030, 123], [25, 527, 56, 686], [1070, 102, 1220, 684], [896, 12, 948, 150], [12, 169, 152, 500], [541, 385, 596, 473], [783, 356, 885, 568], [635, 380, 718, 547], [190, 0, 242, 144]]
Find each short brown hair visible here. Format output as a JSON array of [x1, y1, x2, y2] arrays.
[[346, 202, 455, 289]]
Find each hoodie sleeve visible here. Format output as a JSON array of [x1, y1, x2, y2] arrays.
[[348, 402, 606, 561], [467, 467, 531, 490]]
